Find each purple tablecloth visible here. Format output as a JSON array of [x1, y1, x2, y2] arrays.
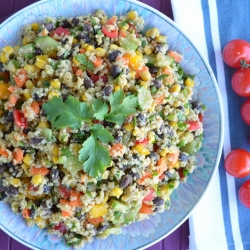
[[0, 0, 189, 249]]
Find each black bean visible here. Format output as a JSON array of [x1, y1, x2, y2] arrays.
[[96, 224, 109, 233], [84, 77, 94, 89], [191, 101, 202, 110], [155, 44, 165, 53], [107, 50, 121, 62], [44, 22, 54, 31], [30, 137, 43, 145], [114, 135, 122, 143], [128, 170, 139, 180], [102, 85, 113, 96], [34, 200, 42, 207], [50, 168, 59, 179], [33, 93, 40, 101], [153, 197, 164, 206], [152, 79, 162, 89], [103, 120, 115, 128], [58, 52, 70, 60], [132, 154, 139, 160], [83, 23, 93, 32], [0, 180, 6, 192], [22, 128, 31, 135], [0, 164, 7, 174], [61, 38, 69, 45], [148, 66, 159, 74], [76, 33, 90, 43], [179, 152, 189, 162], [110, 65, 122, 78], [61, 20, 72, 28], [51, 204, 60, 213], [34, 47, 43, 56], [153, 207, 161, 213], [0, 192, 7, 201], [136, 113, 146, 126], [6, 186, 19, 196], [149, 152, 160, 162], [119, 175, 132, 189], [177, 106, 185, 113], [30, 207, 36, 218], [0, 62, 5, 72], [71, 17, 80, 26], [2, 112, 14, 123], [59, 171, 65, 180], [62, 93, 69, 101], [43, 184, 51, 194]]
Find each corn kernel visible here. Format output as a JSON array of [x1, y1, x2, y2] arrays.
[[148, 101, 156, 113], [25, 80, 34, 89], [23, 90, 32, 100], [169, 121, 178, 130], [9, 178, 21, 187], [48, 90, 60, 100], [72, 56, 81, 66], [148, 131, 155, 143], [155, 35, 167, 43], [35, 216, 43, 223], [159, 148, 168, 157], [81, 94, 88, 102], [110, 44, 118, 50], [2, 46, 14, 55], [143, 45, 153, 55], [120, 22, 129, 30], [0, 53, 8, 63], [129, 54, 142, 70], [129, 70, 136, 79], [169, 84, 181, 93], [95, 47, 106, 57], [123, 122, 134, 132], [81, 43, 89, 49], [50, 79, 61, 89], [140, 81, 148, 88], [110, 187, 123, 198], [23, 154, 32, 166], [35, 55, 48, 69], [73, 38, 79, 44], [132, 144, 150, 156], [103, 193, 109, 203], [71, 143, 81, 155], [89, 203, 108, 218], [52, 156, 59, 164], [38, 121, 49, 128], [31, 23, 40, 32], [21, 163, 29, 172], [127, 11, 138, 20], [174, 161, 180, 169], [146, 28, 160, 38], [31, 174, 44, 185], [140, 71, 151, 81], [184, 77, 195, 87], [52, 145, 59, 156], [22, 36, 29, 46], [114, 84, 121, 92], [24, 64, 39, 74], [86, 45, 94, 52]]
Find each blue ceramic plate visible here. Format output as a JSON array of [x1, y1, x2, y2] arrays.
[[0, 0, 224, 249]]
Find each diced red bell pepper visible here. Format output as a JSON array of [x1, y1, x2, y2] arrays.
[[59, 184, 71, 199], [135, 138, 149, 146], [53, 27, 70, 36], [187, 121, 202, 131], [54, 222, 67, 234], [198, 113, 204, 122], [142, 188, 155, 202], [102, 17, 118, 38], [90, 73, 108, 83], [13, 109, 28, 128]]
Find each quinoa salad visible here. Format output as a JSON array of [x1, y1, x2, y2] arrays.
[[0, 10, 205, 247]]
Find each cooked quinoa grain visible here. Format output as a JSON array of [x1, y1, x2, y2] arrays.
[[0, 10, 205, 247]]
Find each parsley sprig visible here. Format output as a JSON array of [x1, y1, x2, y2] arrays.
[[75, 54, 94, 71], [42, 90, 138, 178]]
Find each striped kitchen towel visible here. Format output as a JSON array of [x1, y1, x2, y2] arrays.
[[171, 0, 250, 250]]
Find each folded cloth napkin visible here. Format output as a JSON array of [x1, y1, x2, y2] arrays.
[[171, 0, 250, 249]]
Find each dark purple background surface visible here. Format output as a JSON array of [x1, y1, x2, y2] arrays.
[[0, 0, 189, 249]]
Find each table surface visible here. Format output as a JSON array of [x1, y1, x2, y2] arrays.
[[0, 0, 189, 249]]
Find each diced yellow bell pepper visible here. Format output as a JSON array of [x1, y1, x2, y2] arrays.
[[109, 187, 123, 198], [123, 122, 134, 132], [89, 203, 108, 218], [129, 54, 142, 70], [23, 154, 32, 166], [132, 144, 150, 156], [35, 55, 49, 69]]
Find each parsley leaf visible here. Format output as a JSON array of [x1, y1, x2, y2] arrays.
[[61, 147, 73, 157], [75, 54, 94, 71], [42, 96, 92, 129], [105, 89, 138, 124], [78, 124, 113, 178], [157, 74, 169, 80], [92, 90, 138, 125]]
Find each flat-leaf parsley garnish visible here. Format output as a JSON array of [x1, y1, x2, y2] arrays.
[[92, 89, 138, 124], [78, 124, 113, 177]]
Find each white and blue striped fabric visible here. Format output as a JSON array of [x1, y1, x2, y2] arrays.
[[171, 0, 250, 249]]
